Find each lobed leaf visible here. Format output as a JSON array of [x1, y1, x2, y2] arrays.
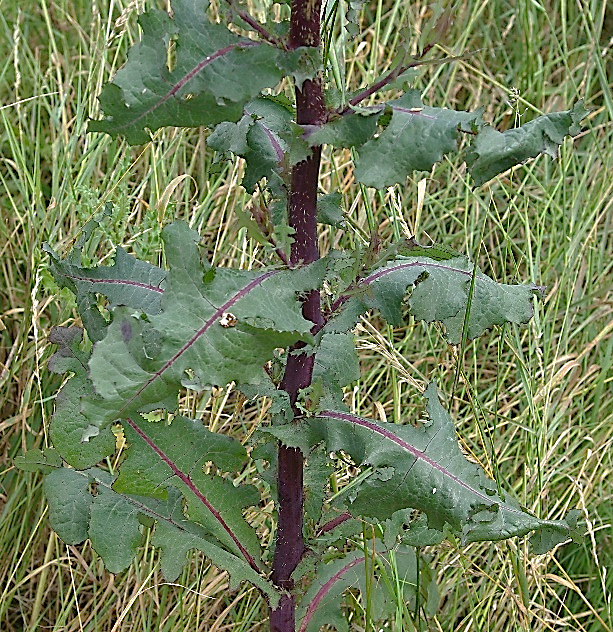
[[353, 92, 480, 187], [89, 0, 313, 144], [45, 241, 166, 342], [38, 465, 279, 604], [327, 254, 544, 344], [270, 383, 578, 550], [79, 221, 326, 434], [311, 332, 360, 389], [115, 414, 263, 565], [467, 101, 589, 186], [306, 91, 479, 187], [308, 93, 586, 189]]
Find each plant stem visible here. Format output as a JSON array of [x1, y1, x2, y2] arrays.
[[269, 0, 325, 630]]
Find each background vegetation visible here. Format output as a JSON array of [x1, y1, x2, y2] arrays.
[[1, 0, 611, 630]]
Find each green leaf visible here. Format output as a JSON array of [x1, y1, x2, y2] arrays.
[[46, 242, 167, 311], [317, 192, 346, 227], [45, 242, 166, 342], [467, 101, 588, 186], [312, 332, 360, 388], [239, 376, 294, 423], [14, 447, 62, 474], [353, 91, 480, 187], [89, 470, 145, 572], [150, 519, 278, 599], [208, 97, 308, 192], [113, 414, 248, 496], [44, 468, 95, 545], [47, 327, 117, 468], [296, 545, 426, 632], [79, 221, 325, 433], [89, 0, 310, 144], [114, 414, 263, 564], [270, 383, 577, 550], [305, 109, 380, 148], [327, 254, 543, 344], [304, 448, 332, 526], [40, 465, 278, 602]]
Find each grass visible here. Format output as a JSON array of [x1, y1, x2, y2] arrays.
[[1, 0, 611, 630]]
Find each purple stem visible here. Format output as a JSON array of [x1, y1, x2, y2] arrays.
[[125, 417, 261, 571], [269, 1, 326, 630]]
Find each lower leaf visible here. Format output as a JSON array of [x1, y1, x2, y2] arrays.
[[36, 464, 280, 606]]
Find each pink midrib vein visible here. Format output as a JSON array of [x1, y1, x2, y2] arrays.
[[317, 410, 525, 515], [125, 417, 261, 572], [298, 554, 365, 632], [111, 41, 258, 132], [329, 258, 537, 315], [67, 273, 164, 293], [115, 269, 278, 417]]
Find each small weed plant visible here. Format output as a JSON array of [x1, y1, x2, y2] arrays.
[[17, 1, 586, 630]]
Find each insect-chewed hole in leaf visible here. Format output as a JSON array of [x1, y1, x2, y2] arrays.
[[95, 294, 111, 322], [88, 481, 98, 496], [413, 269, 430, 288], [141, 410, 166, 423], [332, 450, 358, 471], [183, 93, 194, 101], [112, 423, 126, 451], [377, 108, 393, 133], [166, 35, 178, 73]]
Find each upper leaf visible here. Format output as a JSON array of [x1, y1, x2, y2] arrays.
[[80, 221, 325, 433], [270, 383, 578, 551], [307, 91, 479, 188], [89, 0, 312, 144], [353, 92, 480, 187], [208, 96, 308, 192], [307, 93, 586, 190], [466, 101, 588, 186], [327, 253, 543, 344]]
